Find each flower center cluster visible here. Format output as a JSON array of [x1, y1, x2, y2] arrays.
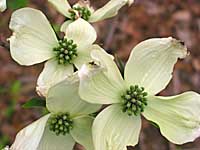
[[121, 85, 148, 116], [53, 39, 78, 65], [48, 113, 73, 136], [69, 6, 91, 21]]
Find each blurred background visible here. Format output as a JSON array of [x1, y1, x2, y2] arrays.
[[0, 0, 200, 149]]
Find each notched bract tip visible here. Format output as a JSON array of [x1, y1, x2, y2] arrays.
[[88, 60, 100, 67], [78, 60, 105, 80], [170, 37, 188, 58]]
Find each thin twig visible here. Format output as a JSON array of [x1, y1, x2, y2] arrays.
[[104, 16, 119, 51]]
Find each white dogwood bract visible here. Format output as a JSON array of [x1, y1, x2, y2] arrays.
[[11, 74, 100, 150], [48, 0, 134, 32], [9, 7, 100, 96], [78, 37, 200, 150], [128, 0, 134, 5], [0, 0, 6, 12]]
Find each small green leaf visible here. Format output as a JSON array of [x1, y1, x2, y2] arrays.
[[52, 24, 61, 35], [0, 135, 9, 149], [8, 0, 28, 10], [23, 98, 46, 108], [10, 80, 21, 95]]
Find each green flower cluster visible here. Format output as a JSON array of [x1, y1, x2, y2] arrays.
[[48, 113, 73, 136], [121, 85, 148, 116], [53, 39, 78, 65], [69, 6, 91, 21]]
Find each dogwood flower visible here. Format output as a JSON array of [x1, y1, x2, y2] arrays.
[[78, 37, 200, 150], [0, 0, 6, 12], [10, 74, 100, 150], [48, 0, 134, 32], [9, 7, 99, 96]]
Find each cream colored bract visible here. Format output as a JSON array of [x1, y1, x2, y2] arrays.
[[78, 37, 200, 150], [0, 0, 6, 12], [9, 8, 100, 96], [11, 74, 100, 150]]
